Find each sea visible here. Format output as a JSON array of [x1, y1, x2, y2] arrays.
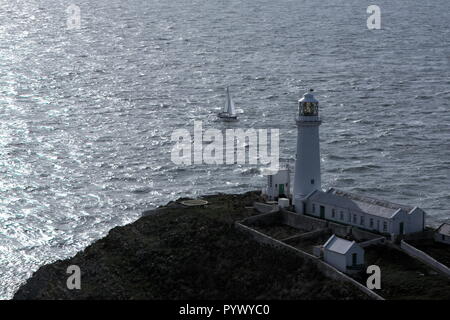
[[0, 0, 449, 299]]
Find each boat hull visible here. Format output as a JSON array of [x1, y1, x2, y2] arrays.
[[217, 112, 238, 121]]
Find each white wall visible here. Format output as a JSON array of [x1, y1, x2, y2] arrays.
[[391, 210, 406, 235], [366, 215, 389, 234], [324, 250, 347, 273], [324, 245, 364, 273], [345, 245, 365, 267], [305, 199, 391, 234], [391, 208, 425, 235], [304, 199, 426, 236], [267, 169, 290, 200], [407, 207, 425, 234], [293, 123, 321, 199]]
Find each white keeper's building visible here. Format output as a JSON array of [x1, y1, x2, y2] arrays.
[[304, 188, 425, 236], [264, 89, 427, 237], [264, 167, 291, 201]]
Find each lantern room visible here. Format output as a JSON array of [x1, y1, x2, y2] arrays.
[[298, 89, 319, 117]]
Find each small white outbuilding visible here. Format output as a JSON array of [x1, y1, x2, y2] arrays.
[[323, 234, 365, 273], [264, 167, 291, 201], [434, 223, 450, 245]]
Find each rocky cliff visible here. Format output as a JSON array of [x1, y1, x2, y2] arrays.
[[14, 191, 368, 300]]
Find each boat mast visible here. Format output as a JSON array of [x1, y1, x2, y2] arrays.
[[226, 86, 231, 114]]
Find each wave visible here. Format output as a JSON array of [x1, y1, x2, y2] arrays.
[[236, 167, 261, 175], [340, 164, 382, 173], [131, 187, 153, 194]]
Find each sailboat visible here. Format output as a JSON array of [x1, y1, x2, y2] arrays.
[[218, 86, 238, 121]]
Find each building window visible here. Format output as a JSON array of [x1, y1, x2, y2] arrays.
[[348, 213, 351, 222], [275, 184, 277, 187], [360, 216, 364, 226], [312, 204, 316, 213], [311, 179, 315, 185], [370, 218, 374, 228], [340, 211, 344, 220], [383, 221, 387, 232], [268, 176, 272, 186], [443, 235, 446, 241], [377, 220, 380, 230], [332, 209, 336, 218], [353, 214, 357, 224]]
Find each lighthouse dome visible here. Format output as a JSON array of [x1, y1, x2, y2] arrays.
[[298, 89, 319, 116]]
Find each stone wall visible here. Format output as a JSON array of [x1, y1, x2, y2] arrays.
[[280, 209, 382, 242], [400, 240, 450, 278], [350, 227, 381, 242], [403, 230, 434, 241], [253, 202, 278, 214], [280, 209, 327, 231], [282, 228, 329, 243], [359, 237, 386, 248], [241, 210, 280, 226], [327, 222, 350, 238], [235, 222, 384, 300]]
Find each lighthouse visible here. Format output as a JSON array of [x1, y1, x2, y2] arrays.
[[293, 89, 322, 214]]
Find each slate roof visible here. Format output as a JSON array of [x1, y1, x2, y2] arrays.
[[436, 223, 450, 236], [307, 188, 415, 219], [323, 234, 358, 255]]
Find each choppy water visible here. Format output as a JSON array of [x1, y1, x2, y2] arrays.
[[0, 0, 449, 299]]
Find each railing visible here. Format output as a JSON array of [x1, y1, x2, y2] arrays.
[[296, 115, 321, 123]]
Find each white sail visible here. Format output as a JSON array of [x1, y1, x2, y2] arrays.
[[218, 86, 238, 121], [226, 87, 236, 116], [223, 94, 229, 113], [228, 96, 236, 116]]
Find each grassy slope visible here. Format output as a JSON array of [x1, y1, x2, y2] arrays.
[[354, 245, 450, 300], [13, 191, 368, 300], [408, 238, 450, 268]]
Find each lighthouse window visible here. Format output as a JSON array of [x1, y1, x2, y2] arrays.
[[302, 102, 317, 116]]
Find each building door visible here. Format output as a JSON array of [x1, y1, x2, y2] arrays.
[[399, 222, 404, 235], [352, 253, 357, 266], [320, 206, 325, 219], [278, 184, 285, 197]]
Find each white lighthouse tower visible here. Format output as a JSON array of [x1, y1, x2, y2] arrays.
[[293, 89, 322, 214]]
